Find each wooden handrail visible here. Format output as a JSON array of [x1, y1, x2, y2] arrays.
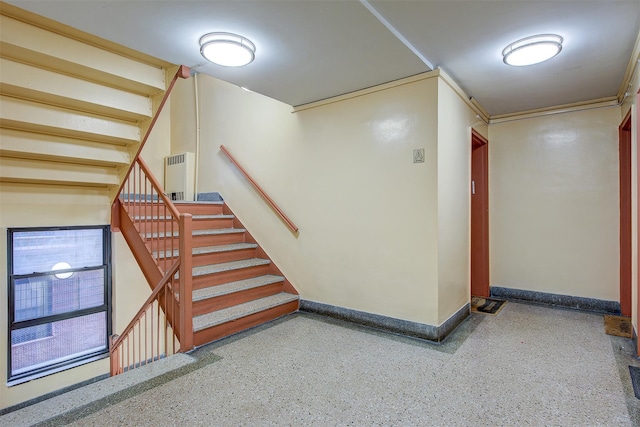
[[220, 144, 299, 233], [109, 65, 193, 376], [113, 65, 190, 204]]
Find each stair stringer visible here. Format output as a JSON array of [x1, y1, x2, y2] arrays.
[[116, 199, 163, 289]]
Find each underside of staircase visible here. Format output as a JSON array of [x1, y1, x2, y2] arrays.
[[157, 200, 299, 347]]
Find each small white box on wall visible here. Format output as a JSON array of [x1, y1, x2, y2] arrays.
[[164, 152, 195, 201]]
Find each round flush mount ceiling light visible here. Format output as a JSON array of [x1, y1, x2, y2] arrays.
[[200, 32, 256, 67], [502, 34, 563, 66]]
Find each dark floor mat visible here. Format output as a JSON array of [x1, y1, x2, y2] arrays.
[[629, 366, 640, 399], [471, 297, 506, 315], [604, 315, 633, 338]]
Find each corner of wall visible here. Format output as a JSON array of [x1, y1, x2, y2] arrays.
[[435, 78, 475, 324]]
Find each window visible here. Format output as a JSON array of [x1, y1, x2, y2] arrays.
[[7, 226, 112, 385]]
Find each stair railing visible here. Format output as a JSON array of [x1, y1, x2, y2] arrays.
[[110, 259, 180, 375], [110, 65, 193, 376], [110, 158, 194, 375], [220, 144, 299, 233]]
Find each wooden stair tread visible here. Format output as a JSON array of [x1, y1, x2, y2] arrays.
[[193, 274, 284, 301], [192, 258, 270, 277], [133, 214, 234, 221], [193, 242, 258, 254], [193, 228, 245, 236], [153, 243, 258, 259], [193, 292, 299, 331], [144, 228, 245, 239], [144, 231, 179, 238], [193, 214, 234, 220]]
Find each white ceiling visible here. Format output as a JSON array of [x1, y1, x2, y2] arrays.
[[6, 0, 640, 116]]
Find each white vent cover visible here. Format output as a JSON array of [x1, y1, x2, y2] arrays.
[[164, 152, 195, 201]]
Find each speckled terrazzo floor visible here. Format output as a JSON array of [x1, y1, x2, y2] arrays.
[[3, 301, 639, 426]]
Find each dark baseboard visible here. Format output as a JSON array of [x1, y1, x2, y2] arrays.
[[299, 300, 469, 344], [490, 286, 621, 315]]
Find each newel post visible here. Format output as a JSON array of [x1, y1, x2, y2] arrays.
[[109, 334, 120, 376], [179, 213, 194, 351]]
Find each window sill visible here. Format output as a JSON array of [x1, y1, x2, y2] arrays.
[[7, 352, 109, 387]]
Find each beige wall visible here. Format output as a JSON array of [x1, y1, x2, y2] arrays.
[[170, 77, 198, 157], [0, 184, 149, 408], [140, 94, 172, 183], [436, 79, 478, 324], [3, 2, 627, 406], [0, 5, 170, 409], [0, 132, 166, 411], [489, 107, 622, 301], [172, 71, 483, 326], [176, 73, 446, 325]]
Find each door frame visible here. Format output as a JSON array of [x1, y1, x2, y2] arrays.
[[620, 109, 632, 317], [635, 89, 640, 357], [471, 129, 490, 297]]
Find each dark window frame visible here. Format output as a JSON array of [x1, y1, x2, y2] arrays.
[[7, 225, 112, 385]]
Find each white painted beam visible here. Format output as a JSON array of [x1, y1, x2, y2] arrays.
[[0, 15, 166, 95], [0, 58, 153, 121], [0, 128, 131, 166], [0, 96, 140, 145], [0, 157, 120, 186]]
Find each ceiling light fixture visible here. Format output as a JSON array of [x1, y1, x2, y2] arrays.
[[52, 261, 73, 279], [502, 34, 563, 66], [200, 32, 256, 67]]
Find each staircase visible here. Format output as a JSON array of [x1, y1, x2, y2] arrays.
[[157, 200, 299, 346], [0, 5, 172, 192], [1, 3, 297, 380]]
